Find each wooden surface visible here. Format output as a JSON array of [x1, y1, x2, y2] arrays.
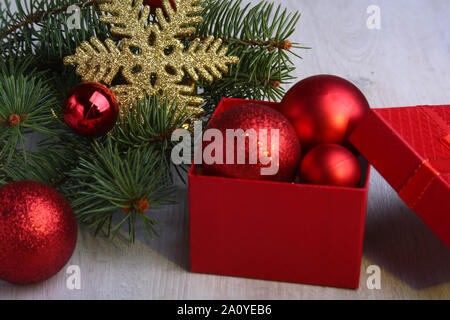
[[1, 0, 449, 299]]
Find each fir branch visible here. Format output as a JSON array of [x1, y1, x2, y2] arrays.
[[67, 137, 175, 243], [111, 95, 193, 184], [196, 0, 309, 113], [1, 147, 75, 187], [0, 0, 110, 61], [36, 0, 110, 60], [198, 0, 305, 51], [0, 0, 100, 40], [0, 55, 44, 78], [0, 65, 58, 163], [111, 96, 192, 150]]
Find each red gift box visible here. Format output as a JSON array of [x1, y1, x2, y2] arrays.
[[189, 98, 371, 289], [349, 105, 450, 248]]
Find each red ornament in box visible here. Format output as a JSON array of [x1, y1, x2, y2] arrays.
[[63, 82, 119, 138], [300, 144, 361, 187], [279, 75, 370, 150], [203, 103, 301, 182], [0, 181, 78, 285]]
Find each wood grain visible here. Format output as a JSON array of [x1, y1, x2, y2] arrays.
[[1, 0, 449, 299]]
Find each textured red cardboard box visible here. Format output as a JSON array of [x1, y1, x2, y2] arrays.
[[189, 98, 371, 289], [349, 105, 450, 248]]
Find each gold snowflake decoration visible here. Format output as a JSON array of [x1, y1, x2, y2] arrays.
[[64, 0, 239, 118]]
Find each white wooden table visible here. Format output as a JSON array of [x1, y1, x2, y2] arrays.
[[1, 0, 449, 299]]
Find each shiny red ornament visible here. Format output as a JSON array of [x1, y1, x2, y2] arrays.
[[279, 75, 370, 151], [299, 144, 361, 187], [203, 103, 301, 182], [0, 181, 78, 285], [144, 0, 176, 11], [63, 82, 119, 138]]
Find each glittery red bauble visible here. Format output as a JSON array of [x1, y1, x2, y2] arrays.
[[144, 0, 176, 10], [299, 144, 361, 187], [203, 103, 301, 182], [0, 181, 78, 285], [63, 82, 119, 138], [279, 75, 370, 151]]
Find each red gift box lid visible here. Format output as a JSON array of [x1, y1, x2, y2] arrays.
[[349, 105, 450, 248]]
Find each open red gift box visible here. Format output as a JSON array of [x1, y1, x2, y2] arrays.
[[189, 98, 450, 289], [189, 98, 371, 289], [349, 105, 450, 248]]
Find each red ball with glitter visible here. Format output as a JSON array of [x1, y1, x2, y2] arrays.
[[279, 75, 370, 151], [203, 103, 301, 182], [63, 82, 119, 138], [0, 181, 78, 285], [299, 144, 361, 187]]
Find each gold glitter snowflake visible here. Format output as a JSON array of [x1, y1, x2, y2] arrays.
[[64, 0, 239, 117]]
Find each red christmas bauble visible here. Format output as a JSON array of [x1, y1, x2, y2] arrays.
[[299, 144, 361, 187], [279, 75, 370, 151], [0, 181, 78, 285], [144, 0, 176, 10], [63, 82, 119, 138], [203, 103, 301, 182]]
